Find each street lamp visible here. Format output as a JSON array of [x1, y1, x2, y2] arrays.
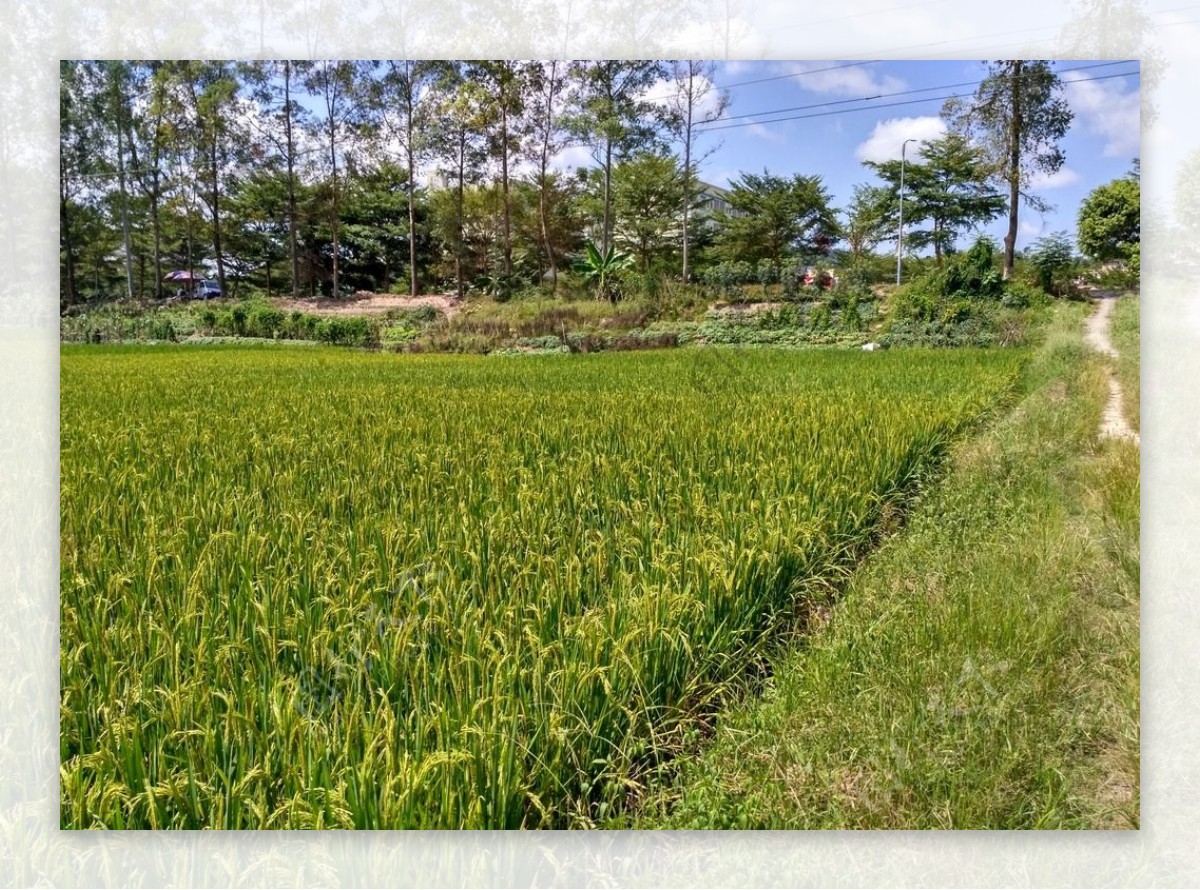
[[896, 137, 917, 286]]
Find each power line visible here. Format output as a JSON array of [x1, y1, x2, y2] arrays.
[[695, 68, 1139, 133], [641, 60, 888, 103], [705, 60, 1133, 126]]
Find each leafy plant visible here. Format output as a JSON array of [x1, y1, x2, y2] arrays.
[[574, 241, 634, 303]]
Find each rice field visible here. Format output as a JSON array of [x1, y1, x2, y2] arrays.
[[60, 344, 1024, 828]]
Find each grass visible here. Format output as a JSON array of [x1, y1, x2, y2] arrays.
[[60, 344, 1023, 829], [628, 302, 1139, 829], [1110, 294, 1140, 432]]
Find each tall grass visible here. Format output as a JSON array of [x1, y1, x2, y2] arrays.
[[1110, 294, 1140, 432], [60, 345, 1023, 828], [632, 304, 1140, 829]]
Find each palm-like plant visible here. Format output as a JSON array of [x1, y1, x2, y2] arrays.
[[574, 241, 633, 302]]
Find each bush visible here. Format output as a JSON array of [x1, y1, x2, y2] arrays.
[[146, 316, 177, 342], [230, 304, 248, 337], [780, 260, 807, 300], [1025, 232, 1080, 298], [197, 307, 218, 334], [316, 316, 378, 347], [246, 304, 285, 339]]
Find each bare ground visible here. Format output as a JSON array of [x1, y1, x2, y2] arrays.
[[1084, 292, 1140, 446], [273, 291, 463, 319]]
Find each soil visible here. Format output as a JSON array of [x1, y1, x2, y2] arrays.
[[273, 291, 463, 319], [1084, 291, 1140, 446]]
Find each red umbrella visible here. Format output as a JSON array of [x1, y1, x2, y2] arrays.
[[164, 270, 199, 281]]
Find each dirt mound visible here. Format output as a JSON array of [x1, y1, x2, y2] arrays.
[[274, 291, 462, 319]]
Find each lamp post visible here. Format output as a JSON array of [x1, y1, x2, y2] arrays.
[[896, 137, 917, 286]]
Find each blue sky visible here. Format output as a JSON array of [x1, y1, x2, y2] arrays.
[[616, 60, 1141, 255]]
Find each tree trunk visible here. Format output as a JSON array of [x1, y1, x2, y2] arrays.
[[602, 137, 613, 256], [407, 130, 418, 295], [538, 63, 558, 294], [115, 109, 135, 301], [210, 136, 226, 295], [284, 61, 300, 299], [681, 78, 694, 284], [501, 102, 512, 279], [455, 132, 466, 299], [60, 187, 77, 306], [1002, 60, 1022, 281], [329, 122, 340, 298]]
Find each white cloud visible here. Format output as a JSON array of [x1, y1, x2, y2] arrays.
[[854, 117, 946, 163], [1028, 166, 1081, 190], [643, 70, 729, 125], [549, 144, 595, 174], [1063, 72, 1141, 159], [779, 61, 906, 97], [745, 122, 784, 143], [1019, 219, 1046, 239]]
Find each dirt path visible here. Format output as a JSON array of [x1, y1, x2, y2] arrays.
[[273, 292, 462, 319], [1085, 293, 1140, 446]]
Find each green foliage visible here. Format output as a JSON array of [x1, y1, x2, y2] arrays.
[[574, 241, 635, 302], [714, 170, 839, 276], [314, 316, 379, 347], [863, 133, 1006, 263], [1077, 175, 1140, 264], [609, 151, 689, 274], [887, 238, 1045, 347], [943, 60, 1073, 276], [1025, 231, 1080, 297]]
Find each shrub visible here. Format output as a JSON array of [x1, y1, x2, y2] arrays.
[[1025, 232, 1080, 298], [246, 304, 285, 339], [316, 316, 378, 347], [230, 304, 248, 336]]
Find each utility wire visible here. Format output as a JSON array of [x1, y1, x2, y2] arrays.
[[705, 59, 1133, 126], [696, 68, 1139, 133]]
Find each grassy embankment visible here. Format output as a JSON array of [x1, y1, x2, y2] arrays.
[[629, 300, 1140, 829], [1110, 294, 1140, 432]]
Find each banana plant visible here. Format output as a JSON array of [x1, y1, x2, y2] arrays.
[[574, 241, 633, 303]]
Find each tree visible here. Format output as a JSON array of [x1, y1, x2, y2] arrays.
[[243, 60, 313, 298], [714, 170, 839, 278], [160, 60, 245, 298], [666, 61, 729, 282], [1026, 231, 1078, 296], [864, 133, 1007, 266], [566, 61, 669, 255], [609, 151, 688, 275], [60, 61, 107, 307], [427, 64, 489, 298], [943, 61, 1073, 279], [526, 60, 570, 291], [339, 160, 414, 292], [306, 61, 372, 297], [1077, 174, 1139, 263], [840, 183, 892, 263], [372, 60, 447, 296], [466, 61, 536, 284]]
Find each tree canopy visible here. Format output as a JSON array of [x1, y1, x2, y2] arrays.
[[1077, 173, 1140, 263], [943, 61, 1073, 279]]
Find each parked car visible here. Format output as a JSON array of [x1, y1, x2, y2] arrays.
[[193, 279, 223, 300]]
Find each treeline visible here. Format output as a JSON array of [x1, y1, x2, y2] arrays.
[[62, 59, 1116, 308]]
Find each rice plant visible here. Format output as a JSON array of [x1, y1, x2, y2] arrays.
[[60, 344, 1023, 828]]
